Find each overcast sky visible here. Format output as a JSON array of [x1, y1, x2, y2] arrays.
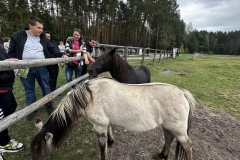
[[177, 0, 240, 32]]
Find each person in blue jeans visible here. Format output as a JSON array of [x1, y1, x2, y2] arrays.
[[8, 17, 68, 121], [65, 28, 86, 87]]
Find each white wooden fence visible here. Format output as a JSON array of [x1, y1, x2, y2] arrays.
[[96, 44, 173, 65]]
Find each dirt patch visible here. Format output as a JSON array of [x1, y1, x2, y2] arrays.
[[107, 105, 240, 160]]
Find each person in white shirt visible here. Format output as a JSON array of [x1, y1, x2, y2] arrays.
[[58, 41, 65, 55], [8, 17, 68, 121], [3, 37, 10, 53]]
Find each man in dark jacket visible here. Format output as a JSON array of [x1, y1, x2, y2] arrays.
[[45, 31, 60, 92], [8, 17, 68, 120], [0, 38, 24, 153], [81, 37, 97, 75]]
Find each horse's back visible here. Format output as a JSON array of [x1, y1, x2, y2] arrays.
[[87, 78, 192, 132], [133, 65, 151, 83]]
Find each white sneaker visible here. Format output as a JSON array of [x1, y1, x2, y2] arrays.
[[0, 139, 24, 153]]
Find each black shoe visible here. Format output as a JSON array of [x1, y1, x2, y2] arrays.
[[46, 105, 54, 115], [27, 112, 35, 121]]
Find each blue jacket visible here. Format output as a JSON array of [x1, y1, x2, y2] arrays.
[[8, 30, 62, 59]]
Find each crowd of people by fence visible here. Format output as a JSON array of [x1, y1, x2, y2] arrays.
[[0, 16, 98, 157]]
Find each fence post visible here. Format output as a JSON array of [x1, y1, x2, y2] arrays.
[[153, 49, 157, 64], [94, 43, 100, 58], [168, 50, 171, 59], [123, 47, 128, 60], [141, 48, 146, 65], [159, 50, 162, 63]]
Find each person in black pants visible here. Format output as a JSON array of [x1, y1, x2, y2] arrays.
[[45, 31, 60, 92], [0, 38, 24, 153], [81, 37, 98, 75]]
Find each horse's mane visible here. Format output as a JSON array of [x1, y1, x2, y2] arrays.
[[31, 82, 93, 155], [104, 51, 135, 77]]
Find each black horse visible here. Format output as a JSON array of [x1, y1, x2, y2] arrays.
[[87, 48, 151, 84]]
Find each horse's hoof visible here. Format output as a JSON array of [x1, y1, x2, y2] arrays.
[[152, 153, 167, 160], [107, 139, 114, 147], [153, 154, 160, 160]]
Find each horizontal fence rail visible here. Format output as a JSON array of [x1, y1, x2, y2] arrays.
[[0, 56, 84, 71]]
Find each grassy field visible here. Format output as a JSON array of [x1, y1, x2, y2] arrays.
[[4, 54, 240, 159]]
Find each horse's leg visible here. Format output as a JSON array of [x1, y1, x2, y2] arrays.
[[95, 126, 108, 160], [174, 134, 193, 160], [155, 128, 174, 160], [107, 125, 114, 146]]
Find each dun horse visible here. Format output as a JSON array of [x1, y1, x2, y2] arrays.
[[31, 77, 195, 160], [87, 48, 151, 83]]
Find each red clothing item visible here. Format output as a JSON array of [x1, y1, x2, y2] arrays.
[[72, 40, 80, 65], [0, 90, 8, 93]]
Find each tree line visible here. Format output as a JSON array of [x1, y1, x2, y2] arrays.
[[0, 0, 239, 55], [183, 23, 240, 55]]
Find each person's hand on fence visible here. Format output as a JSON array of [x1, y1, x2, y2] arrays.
[[62, 55, 68, 60], [60, 63, 65, 68]]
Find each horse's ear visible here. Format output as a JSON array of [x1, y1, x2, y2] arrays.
[[110, 48, 116, 55], [35, 118, 43, 130], [45, 133, 53, 141]]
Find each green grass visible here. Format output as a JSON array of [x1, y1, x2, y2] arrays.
[[149, 55, 240, 118], [4, 55, 240, 159]]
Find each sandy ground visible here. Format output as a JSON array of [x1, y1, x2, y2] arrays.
[[107, 105, 240, 160]]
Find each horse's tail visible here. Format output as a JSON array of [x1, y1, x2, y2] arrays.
[[175, 89, 195, 160]]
